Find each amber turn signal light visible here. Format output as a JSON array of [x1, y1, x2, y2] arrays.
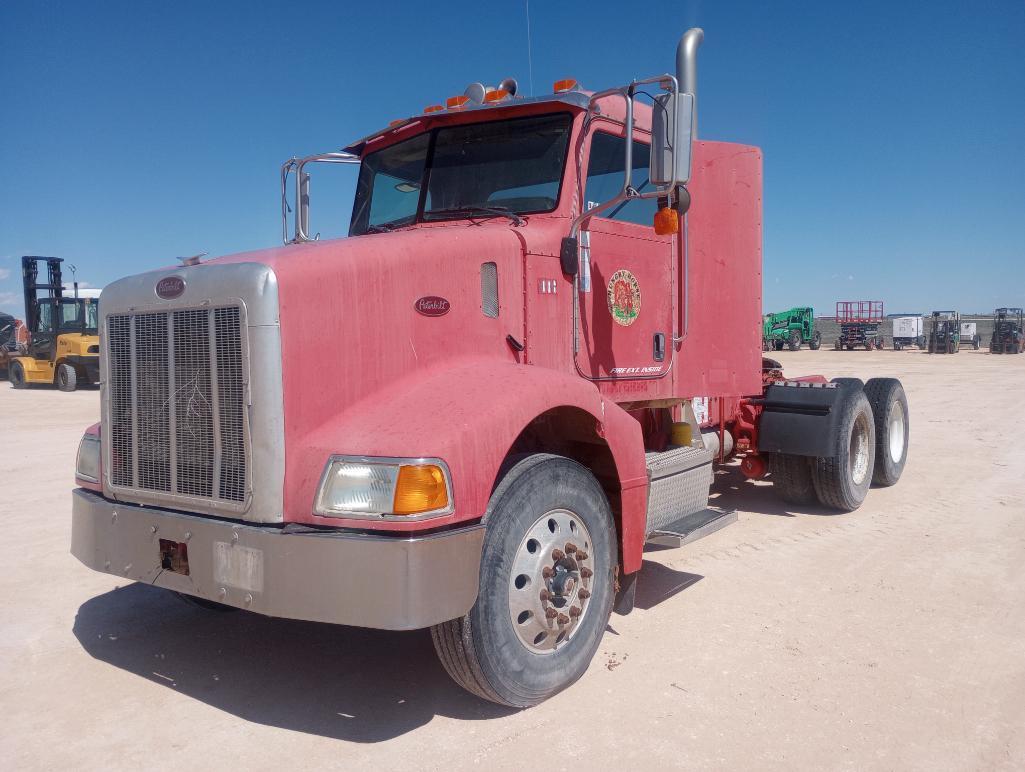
[[653, 207, 679, 235], [553, 78, 579, 93], [393, 464, 450, 515]]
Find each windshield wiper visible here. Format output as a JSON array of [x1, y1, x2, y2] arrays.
[[426, 206, 525, 226], [365, 223, 397, 234]]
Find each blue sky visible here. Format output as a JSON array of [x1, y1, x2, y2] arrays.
[[1, 0, 1023, 317]]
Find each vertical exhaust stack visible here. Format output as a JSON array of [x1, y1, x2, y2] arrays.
[[676, 27, 704, 138]]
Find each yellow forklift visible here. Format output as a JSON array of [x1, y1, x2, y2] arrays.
[[8, 256, 99, 391]]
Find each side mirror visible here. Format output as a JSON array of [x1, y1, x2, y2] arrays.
[[650, 91, 694, 188]]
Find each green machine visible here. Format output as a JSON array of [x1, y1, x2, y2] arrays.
[[762, 307, 821, 351]]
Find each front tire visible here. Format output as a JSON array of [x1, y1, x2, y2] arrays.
[[431, 454, 615, 707], [57, 362, 78, 392], [788, 331, 802, 351], [809, 330, 821, 350], [812, 389, 876, 511], [10, 360, 27, 389]]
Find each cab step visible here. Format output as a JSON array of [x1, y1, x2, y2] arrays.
[[646, 507, 738, 548]]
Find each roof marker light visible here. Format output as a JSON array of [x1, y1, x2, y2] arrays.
[[483, 88, 510, 104], [553, 78, 579, 93], [423, 104, 444, 114], [446, 95, 470, 110], [388, 119, 406, 127]]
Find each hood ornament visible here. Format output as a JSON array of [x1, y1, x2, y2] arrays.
[[176, 252, 208, 267]]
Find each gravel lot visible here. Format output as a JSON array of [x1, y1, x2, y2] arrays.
[[2, 348, 1023, 770]]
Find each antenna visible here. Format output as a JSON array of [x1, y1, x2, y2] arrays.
[[524, 0, 534, 96]]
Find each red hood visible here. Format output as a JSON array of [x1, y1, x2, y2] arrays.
[[210, 220, 545, 447]]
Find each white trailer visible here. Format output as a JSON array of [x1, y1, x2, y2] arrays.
[[892, 316, 925, 350], [960, 321, 981, 349]]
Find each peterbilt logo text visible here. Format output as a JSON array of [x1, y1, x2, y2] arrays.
[[414, 296, 450, 316], [155, 276, 186, 300]]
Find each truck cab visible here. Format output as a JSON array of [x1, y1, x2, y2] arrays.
[[71, 29, 909, 707]]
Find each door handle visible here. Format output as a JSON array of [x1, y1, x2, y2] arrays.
[[653, 332, 666, 362]]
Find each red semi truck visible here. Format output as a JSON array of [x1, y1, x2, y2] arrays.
[[71, 29, 910, 707]]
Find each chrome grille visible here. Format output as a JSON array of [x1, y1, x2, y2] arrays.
[[107, 306, 248, 505]]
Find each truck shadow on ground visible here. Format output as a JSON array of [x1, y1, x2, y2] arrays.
[[707, 462, 843, 518], [73, 584, 515, 743], [632, 560, 704, 610]]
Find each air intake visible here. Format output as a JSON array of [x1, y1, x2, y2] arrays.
[[481, 263, 499, 318]]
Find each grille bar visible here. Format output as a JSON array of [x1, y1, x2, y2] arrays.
[[107, 306, 248, 507]]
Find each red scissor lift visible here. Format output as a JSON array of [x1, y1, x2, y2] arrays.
[[835, 301, 884, 350]]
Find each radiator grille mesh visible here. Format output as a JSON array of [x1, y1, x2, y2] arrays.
[[107, 306, 247, 505]]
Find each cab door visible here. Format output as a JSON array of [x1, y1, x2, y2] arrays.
[[575, 130, 674, 380]]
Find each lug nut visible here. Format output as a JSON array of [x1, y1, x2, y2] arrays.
[[539, 589, 552, 602], [557, 613, 570, 625], [578, 589, 591, 600], [580, 567, 593, 579], [542, 566, 554, 579], [576, 551, 588, 561], [546, 607, 558, 620], [569, 605, 582, 618], [565, 543, 577, 554], [552, 549, 565, 561]]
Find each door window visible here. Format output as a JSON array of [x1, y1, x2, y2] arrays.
[[584, 133, 656, 226]]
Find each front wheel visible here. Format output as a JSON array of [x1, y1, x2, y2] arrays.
[[57, 362, 78, 392], [432, 454, 615, 707], [788, 331, 802, 351], [10, 360, 27, 389]]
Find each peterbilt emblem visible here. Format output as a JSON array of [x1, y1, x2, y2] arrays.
[[156, 276, 186, 300], [414, 296, 450, 316]]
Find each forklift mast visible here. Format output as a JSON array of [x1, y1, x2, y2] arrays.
[[22, 256, 64, 332]]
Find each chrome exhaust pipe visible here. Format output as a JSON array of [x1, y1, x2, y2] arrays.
[[676, 27, 704, 138]]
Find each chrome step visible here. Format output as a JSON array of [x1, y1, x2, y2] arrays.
[[646, 507, 738, 548]]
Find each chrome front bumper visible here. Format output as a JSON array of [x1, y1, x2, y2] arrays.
[[71, 488, 484, 630]]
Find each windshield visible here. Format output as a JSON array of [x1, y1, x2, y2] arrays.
[[350, 112, 572, 236], [58, 299, 98, 332]]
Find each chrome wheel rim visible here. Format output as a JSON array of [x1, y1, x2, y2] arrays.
[[888, 401, 905, 463], [850, 412, 871, 485], [508, 508, 595, 654]]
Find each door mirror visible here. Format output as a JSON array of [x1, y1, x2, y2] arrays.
[[650, 91, 694, 188]]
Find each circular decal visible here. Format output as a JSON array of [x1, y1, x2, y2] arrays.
[[155, 276, 186, 300], [607, 269, 640, 327]]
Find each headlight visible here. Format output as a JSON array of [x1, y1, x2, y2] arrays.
[[76, 434, 101, 484], [314, 456, 452, 520]]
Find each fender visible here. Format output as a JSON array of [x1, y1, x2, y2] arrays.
[[289, 357, 649, 571]]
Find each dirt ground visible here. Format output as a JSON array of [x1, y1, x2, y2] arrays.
[[1, 349, 1023, 771]]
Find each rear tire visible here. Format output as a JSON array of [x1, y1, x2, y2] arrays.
[[10, 360, 26, 389], [812, 390, 876, 511], [863, 378, 909, 487], [770, 453, 816, 505], [57, 362, 77, 392], [788, 331, 801, 351], [431, 454, 615, 707], [809, 330, 821, 350]]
